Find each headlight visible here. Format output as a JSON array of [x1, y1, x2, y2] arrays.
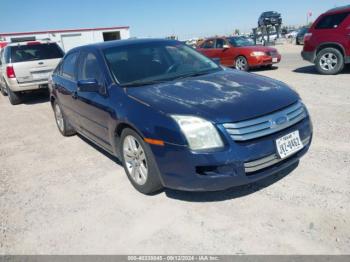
[[251, 51, 266, 57], [171, 115, 224, 150]]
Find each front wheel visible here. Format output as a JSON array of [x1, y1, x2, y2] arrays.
[[235, 56, 249, 71], [315, 48, 344, 75], [121, 128, 163, 194]]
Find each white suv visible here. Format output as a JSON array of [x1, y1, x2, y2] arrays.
[[0, 41, 64, 104]]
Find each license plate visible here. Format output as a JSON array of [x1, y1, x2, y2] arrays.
[[276, 131, 303, 159], [32, 72, 49, 80], [272, 57, 278, 63]]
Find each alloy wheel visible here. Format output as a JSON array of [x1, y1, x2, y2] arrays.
[[123, 135, 148, 185], [235, 57, 248, 71], [319, 53, 338, 71], [54, 103, 64, 132]]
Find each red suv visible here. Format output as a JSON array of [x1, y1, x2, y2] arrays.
[[302, 5, 350, 75], [197, 36, 281, 71]]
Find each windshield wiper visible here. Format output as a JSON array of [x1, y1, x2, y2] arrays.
[[170, 68, 220, 81], [121, 80, 168, 87]]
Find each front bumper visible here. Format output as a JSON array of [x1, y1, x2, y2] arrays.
[[151, 117, 312, 191], [249, 54, 281, 68]]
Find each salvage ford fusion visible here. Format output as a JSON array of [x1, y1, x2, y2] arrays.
[[49, 39, 313, 194]]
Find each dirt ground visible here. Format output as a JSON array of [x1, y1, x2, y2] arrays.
[[1, 43, 349, 255]]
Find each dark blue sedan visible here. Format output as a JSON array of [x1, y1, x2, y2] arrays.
[[49, 39, 313, 194]]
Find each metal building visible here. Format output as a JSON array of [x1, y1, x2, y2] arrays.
[[0, 26, 130, 51]]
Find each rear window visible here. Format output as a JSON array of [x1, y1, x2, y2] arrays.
[[10, 43, 64, 63], [315, 12, 349, 29]]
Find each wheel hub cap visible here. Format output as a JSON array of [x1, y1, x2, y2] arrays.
[[320, 53, 337, 71], [123, 135, 148, 185], [54, 104, 64, 131]]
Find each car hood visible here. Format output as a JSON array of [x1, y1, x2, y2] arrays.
[[125, 69, 300, 123]]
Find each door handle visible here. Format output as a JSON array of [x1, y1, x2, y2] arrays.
[[72, 91, 78, 99]]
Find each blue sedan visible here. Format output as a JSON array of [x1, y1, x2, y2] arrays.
[[49, 39, 313, 194]]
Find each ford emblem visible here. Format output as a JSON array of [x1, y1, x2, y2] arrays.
[[275, 116, 288, 125]]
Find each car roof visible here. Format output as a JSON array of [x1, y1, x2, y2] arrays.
[[326, 5, 350, 14], [69, 38, 179, 53], [6, 40, 57, 47]]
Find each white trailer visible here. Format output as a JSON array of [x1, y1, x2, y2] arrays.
[[0, 26, 130, 51]]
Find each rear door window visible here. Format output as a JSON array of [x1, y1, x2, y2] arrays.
[[315, 12, 350, 29], [62, 52, 78, 80], [10, 43, 64, 63]]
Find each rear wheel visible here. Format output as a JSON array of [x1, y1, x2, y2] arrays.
[[6, 84, 21, 105], [315, 48, 344, 75], [235, 56, 249, 71], [121, 128, 163, 194], [53, 101, 76, 136], [0, 84, 7, 96]]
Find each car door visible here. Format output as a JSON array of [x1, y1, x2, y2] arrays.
[[75, 50, 113, 152], [197, 39, 216, 58], [214, 38, 235, 66], [54, 51, 81, 129], [343, 14, 350, 56]]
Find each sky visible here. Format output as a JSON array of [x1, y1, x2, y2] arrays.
[[0, 0, 349, 40]]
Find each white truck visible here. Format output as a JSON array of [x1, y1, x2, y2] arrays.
[[0, 40, 64, 104]]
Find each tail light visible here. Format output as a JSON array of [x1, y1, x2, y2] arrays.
[[6, 66, 16, 78], [304, 33, 312, 42]]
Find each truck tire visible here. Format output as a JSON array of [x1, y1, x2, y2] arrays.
[[315, 48, 344, 75], [0, 84, 7, 96], [6, 84, 22, 105]]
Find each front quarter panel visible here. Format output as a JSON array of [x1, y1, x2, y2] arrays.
[[109, 85, 187, 149]]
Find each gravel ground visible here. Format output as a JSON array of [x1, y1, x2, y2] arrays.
[[1, 44, 349, 255]]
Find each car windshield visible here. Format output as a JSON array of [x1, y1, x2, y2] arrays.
[[10, 43, 64, 63], [103, 41, 221, 86], [228, 37, 255, 47]]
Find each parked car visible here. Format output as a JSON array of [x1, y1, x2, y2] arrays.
[[197, 36, 281, 71], [302, 5, 350, 75], [0, 41, 64, 104], [295, 27, 310, 45], [49, 39, 312, 194], [258, 11, 282, 27], [285, 30, 298, 39]]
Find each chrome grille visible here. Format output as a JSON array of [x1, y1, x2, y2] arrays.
[[244, 136, 311, 173], [223, 101, 307, 141]]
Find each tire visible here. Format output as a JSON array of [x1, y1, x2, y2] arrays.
[[53, 100, 76, 136], [6, 84, 21, 105], [0, 84, 7, 96], [235, 56, 249, 71], [120, 128, 163, 194], [315, 48, 344, 75]]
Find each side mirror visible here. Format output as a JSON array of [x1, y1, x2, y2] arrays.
[[223, 44, 230, 49], [77, 79, 100, 92]]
